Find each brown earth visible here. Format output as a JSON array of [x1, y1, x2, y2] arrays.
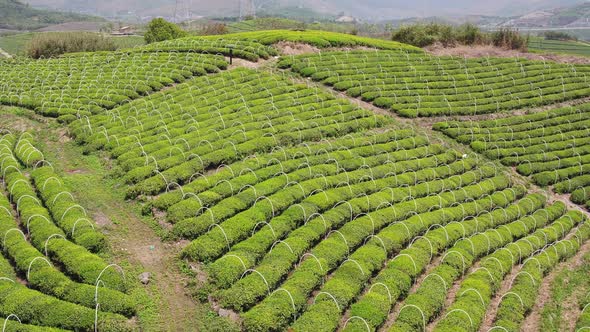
[[275, 41, 378, 56], [426, 44, 590, 65]]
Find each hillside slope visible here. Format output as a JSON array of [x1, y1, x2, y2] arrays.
[[501, 2, 590, 27], [1, 0, 103, 30], [22, 0, 589, 20]]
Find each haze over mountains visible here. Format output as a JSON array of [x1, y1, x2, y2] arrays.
[[22, 0, 590, 20]]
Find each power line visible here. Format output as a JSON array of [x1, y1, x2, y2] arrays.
[[239, 0, 256, 20]]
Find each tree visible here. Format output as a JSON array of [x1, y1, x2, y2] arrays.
[[144, 18, 187, 44]]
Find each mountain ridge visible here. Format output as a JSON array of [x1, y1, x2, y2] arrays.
[[1, 0, 103, 30], [22, 0, 590, 21]]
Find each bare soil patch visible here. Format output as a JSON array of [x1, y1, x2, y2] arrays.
[[93, 211, 113, 228], [425, 44, 590, 65], [36, 21, 104, 32], [0, 48, 11, 59], [276, 41, 321, 55], [275, 41, 377, 56], [226, 56, 274, 70], [521, 239, 590, 332]]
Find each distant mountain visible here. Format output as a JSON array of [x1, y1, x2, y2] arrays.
[[1, 0, 103, 30], [494, 0, 585, 17], [21, 0, 590, 21], [499, 2, 590, 27]]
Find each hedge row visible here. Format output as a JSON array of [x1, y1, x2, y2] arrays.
[[165, 134, 435, 223], [343, 194, 556, 331], [207, 159, 492, 289], [241, 179, 519, 331], [435, 102, 590, 209], [301, 194, 550, 331], [0, 52, 227, 121], [0, 188, 135, 316], [492, 221, 590, 332], [152, 129, 421, 211], [30, 166, 106, 252], [68, 68, 390, 199], [179, 150, 462, 258], [280, 50, 590, 117], [0, 136, 126, 292], [394, 209, 585, 332]]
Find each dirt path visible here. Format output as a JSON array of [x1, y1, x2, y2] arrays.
[[47, 142, 201, 332], [0, 48, 11, 59], [425, 44, 590, 65], [0, 111, 202, 331], [376, 255, 444, 332], [478, 262, 524, 331], [520, 239, 590, 332]]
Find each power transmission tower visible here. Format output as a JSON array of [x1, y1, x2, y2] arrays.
[[239, 0, 256, 20], [174, 0, 191, 23]]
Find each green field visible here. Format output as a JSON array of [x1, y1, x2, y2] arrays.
[[280, 50, 590, 117], [0, 29, 589, 332], [0, 32, 145, 55], [528, 36, 590, 57]]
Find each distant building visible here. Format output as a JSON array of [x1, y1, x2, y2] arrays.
[[336, 16, 357, 23], [111, 26, 135, 36]]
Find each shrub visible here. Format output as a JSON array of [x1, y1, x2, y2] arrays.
[[199, 23, 228, 36], [455, 23, 485, 45], [392, 23, 526, 50], [144, 18, 188, 44], [392, 24, 438, 47], [543, 31, 577, 41], [492, 28, 528, 51], [392, 23, 486, 48], [26, 32, 117, 59]]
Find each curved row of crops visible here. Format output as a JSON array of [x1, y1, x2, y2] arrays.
[[1, 29, 589, 331], [68, 67, 391, 199], [279, 50, 590, 117], [435, 103, 590, 209], [133, 30, 420, 59], [430, 209, 589, 332], [204, 30, 423, 51], [59, 54, 590, 332], [153, 116, 590, 332], [0, 132, 135, 331], [0, 52, 227, 122], [578, 289, 590, 331], [137, 38, 278, 62]]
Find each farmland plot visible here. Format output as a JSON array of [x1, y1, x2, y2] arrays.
[[0, 29, 588, 332], [0, 52, 227, 122], [0, 132, 136, 331], [435, 103, 590, 209], [279, 50, 590, 117], [68, 68, 391, 199]]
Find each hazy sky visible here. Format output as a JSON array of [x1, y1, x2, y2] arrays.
[[24, 0, 587, 19], [333, 0, 585, 18]]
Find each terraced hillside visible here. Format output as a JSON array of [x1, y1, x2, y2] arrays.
[[280, 50, 590, 117], [0, 132, 136, 331], [0, 30, 589, 332], [435, 103, 590, 210]]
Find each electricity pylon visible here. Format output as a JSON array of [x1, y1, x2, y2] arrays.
[[239, 0, 256, 20]]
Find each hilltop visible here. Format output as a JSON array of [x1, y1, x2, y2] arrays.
[[0, 0, 103, 30], [499, 2, 590, 27]]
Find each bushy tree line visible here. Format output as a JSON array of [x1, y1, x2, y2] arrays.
[[26, 32, 117, 59], [543, 30, 578, 41], [392, 23, 528, 50]]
